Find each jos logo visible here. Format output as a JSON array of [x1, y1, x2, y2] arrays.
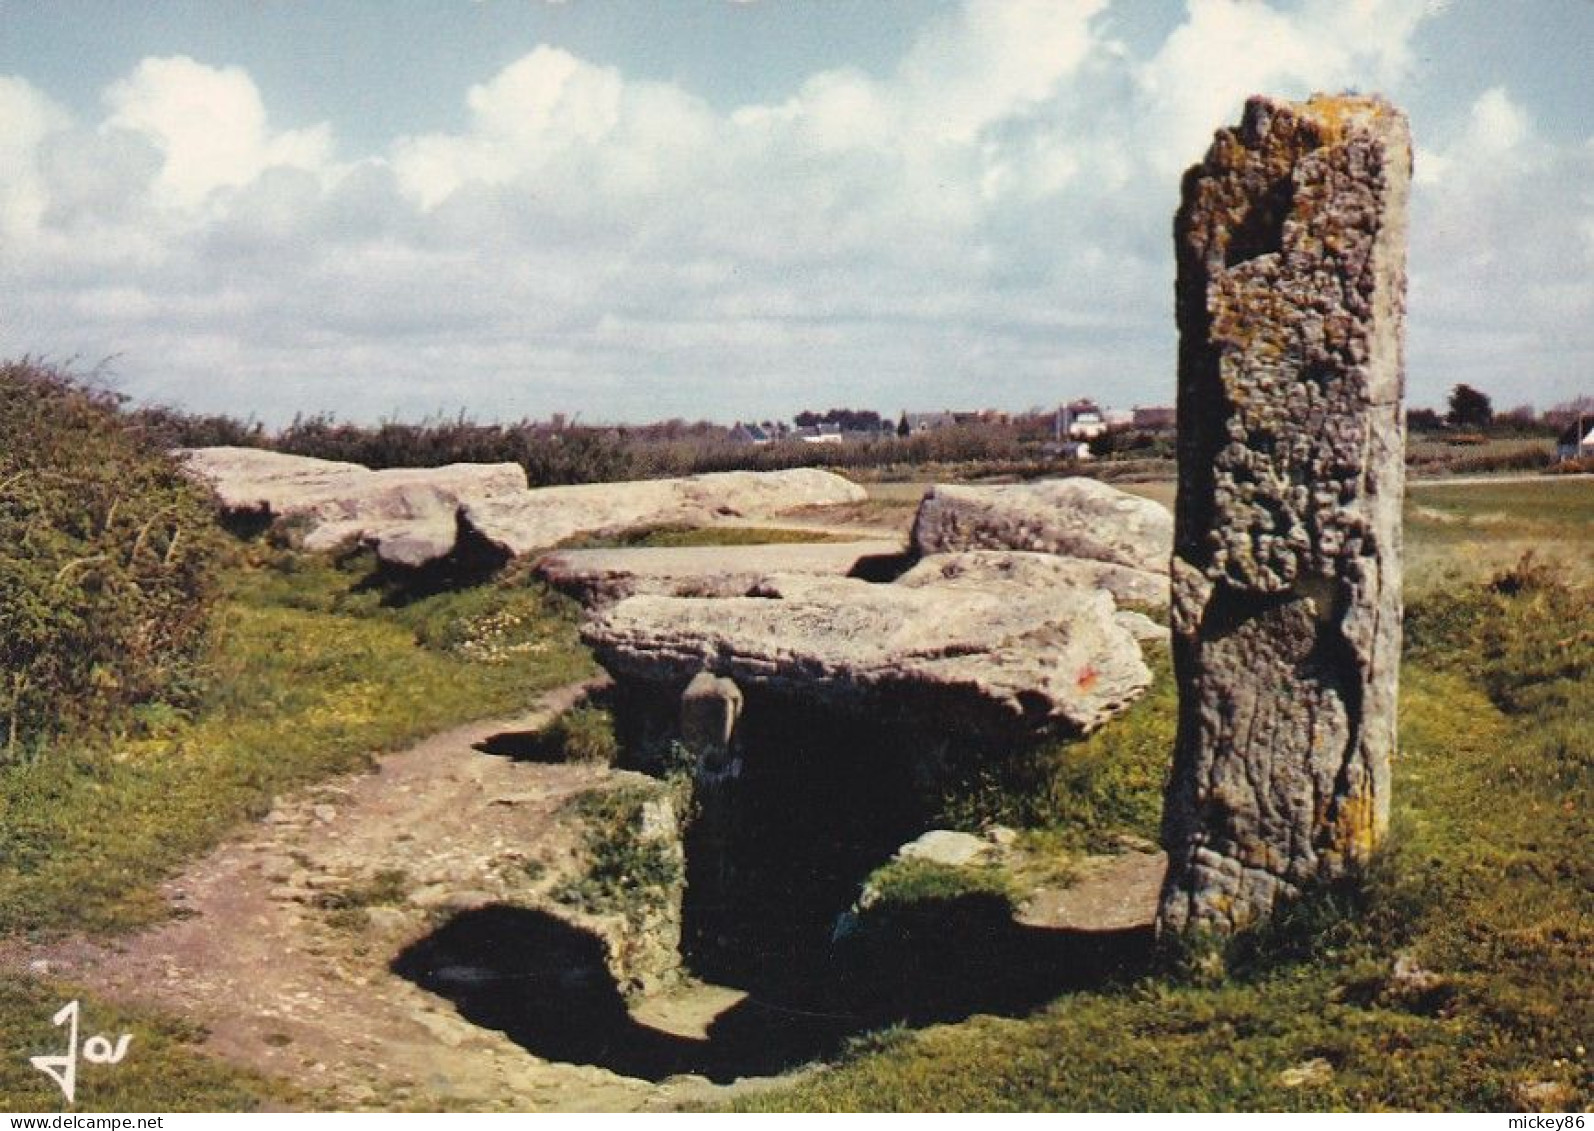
[[30, 1000, 133, 1104]]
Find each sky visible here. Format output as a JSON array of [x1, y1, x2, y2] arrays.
[[1, 0, 1590, 426]]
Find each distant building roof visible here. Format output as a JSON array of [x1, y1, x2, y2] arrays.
[[1556, 419, 1594, 446], [901, 411, 958, 432], [728, 421, 772, 444], [1556, 418, 1594, 458]]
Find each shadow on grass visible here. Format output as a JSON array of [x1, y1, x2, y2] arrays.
[[472, 687, 616, 764], [470, 730, 569, 763], [351, 516, 512, 606], [391, 902, 1152, 1084]]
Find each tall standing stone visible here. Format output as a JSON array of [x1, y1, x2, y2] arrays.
[[1159, 94, 1411, 934]]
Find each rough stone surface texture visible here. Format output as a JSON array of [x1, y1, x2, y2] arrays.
[[894, 829, 993, 868], [583, 571, 1152, 741], [177, 446, 866, 566], [1159, 94, 1410, 934], [910, 478, 1173, 574], [895, 549, 1169, 609], [463, 470, 866, 560], [179, 446, 526, 563], [679, 671, 744, 759], [536, 540, 903, 609]]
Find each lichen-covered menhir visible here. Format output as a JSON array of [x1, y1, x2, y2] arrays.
[[1159, 94, 1411, 934]]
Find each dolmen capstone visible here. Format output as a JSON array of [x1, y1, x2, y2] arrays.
[[535, 539, 904, 609], [177, 446, 866, 567], [577, 476, 1173, 972], [582, 477, 1175, 749], [584, 571, 1150, 743], [911, 478, 1173, 575], [1159, 94, 1410, 935]]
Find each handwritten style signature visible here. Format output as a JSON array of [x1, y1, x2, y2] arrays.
[[30, 1000, 133, 1104]]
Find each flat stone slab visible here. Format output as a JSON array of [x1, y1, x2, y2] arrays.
[[895, 829, 994, 868], [1017, 851, 1166, 934], [910, 478, 1173, 574], [583, 572, 1152, 739], [535, 539, 904, 609], [177, 447, 867, 567], [179, 446, 526, 561], [896, 549, 1168, 609], [463, 470, 867, 560]]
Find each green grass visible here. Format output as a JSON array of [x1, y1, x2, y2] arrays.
[[553, 783, 682, 924], [740, 570, 1592, 1112], [543, 704, 620, 764], [0, 546, 595, 1111], [860, 858, 1019, 912], [0, 547, 594, 937], [559, 524, 858, 550], [1407, 478, 1594, 536], [1406, 479, 1594, 590], [0, 975, 313, 1112], [935, 650, 1175, 851]]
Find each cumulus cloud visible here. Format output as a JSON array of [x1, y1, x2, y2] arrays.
[[0, 76, 70, 233], [0, 0, 1587, 422], [1407, 86, 1594, 407], [104, 55, 333, 210], [1136, 0, 1430, 174]]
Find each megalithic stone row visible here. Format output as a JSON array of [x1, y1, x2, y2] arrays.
[[1158, 94, 1412, 935]]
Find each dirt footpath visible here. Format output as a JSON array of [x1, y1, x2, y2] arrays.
[[13, 684, 762, 1112]]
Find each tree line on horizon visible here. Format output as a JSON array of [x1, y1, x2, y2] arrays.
[[18, 357, 1586, 487]]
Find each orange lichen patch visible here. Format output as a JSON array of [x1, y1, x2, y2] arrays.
[[1075, 665, 1099, 692], [1299, 92, 1397, 144], [1328, 786, 1381, 861]]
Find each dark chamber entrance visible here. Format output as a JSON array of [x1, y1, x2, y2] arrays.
[[392, 689, 1154, 1083], [393, 904, 1150, 1083]]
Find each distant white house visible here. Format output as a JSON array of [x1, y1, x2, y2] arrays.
[[795, 423, 845, 445], [1556, 418, 1594, 462], [1060, 399, 1107, 440], [728, 421, 773, 445]]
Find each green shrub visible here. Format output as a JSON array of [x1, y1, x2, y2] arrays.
[[0, 362, 225, 750], [860, 858, 1018, 911], [554, 785, 681, 922], [547, 704, 620, 764], [1405, 554, 1592, 716]]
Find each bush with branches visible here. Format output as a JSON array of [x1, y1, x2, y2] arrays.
[[0, 361, 225, 751]]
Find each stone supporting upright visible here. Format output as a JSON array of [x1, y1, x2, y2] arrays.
[[1159, 94, 1411, 934]]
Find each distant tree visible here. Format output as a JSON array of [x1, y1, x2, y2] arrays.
[[1406, 407, 1443, 432], [1447, 384, 1493, 429], [1545, 395, 1594, 427], [793, 408, 883, 431], [897, 412, 911, 438]]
